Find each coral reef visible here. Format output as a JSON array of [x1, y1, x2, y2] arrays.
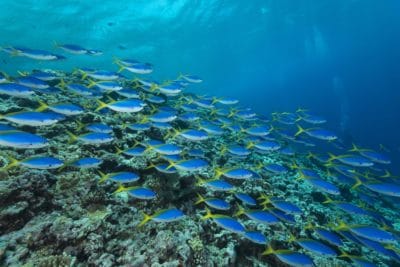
[[0, 69, 398, 267]]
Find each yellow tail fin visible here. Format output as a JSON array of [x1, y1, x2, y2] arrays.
[[262, 245, 275, 256], [57, 78, 67, 89], [81, 72, 88, 80], [296, 170, 308, 181], [287, 232, 297, 243], [1, 156, 19, 171], [117, 65, 125, 73], [304, 222, 314, 230], [95, 99, 108, 112], [295, 116, 303, 122], [195, 193, 205, 205], [194, 176, 205, 187], [233, 205, 245, 217], [350, 177, 363, 190], [76, 121, 85, 131], [322, 196, 334, 204], [334, 220, 349, 231], [149, 83, 158, 92], [145, 162, 157, 170], [295, 124, 306, 136], [98, 171, 109, 183], [66, 131, 77, 144], [258, 193, 270, 207], [349, 143, 360, 152], [138, 213, 152, 227], [214, 167, 225, 179], [87, 79, 97, 88], [115, 146, 124, 155], [255, 161, 263, 170], [17, 71, 28, 76], [201, 207, 213, 220], [296, 107, 308, 113], [327, 153, 339, 162], [246, 142, 255, 149], [165, 160, 176, 170], [112, 56, 121, 65], [113, 184, 127, 194], [380, 170, 392, 178], [36, 101, 48, 112], [164, 128, 179, 140]]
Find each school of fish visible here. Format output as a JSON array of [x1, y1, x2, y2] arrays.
[[0, 43, 399, 267]]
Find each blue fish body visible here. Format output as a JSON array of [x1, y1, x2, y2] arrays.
[[30, 71, 58, 81], [364, 182, 400, 197], [70, 157, 102, 168], [16, 76, 49, 89], [119, 146, 146, 156], [2, 111, 63, 126], [336, 155, 374, 167], [179, 129, 208, 141], [306, 128, 337, 141], [153, 163, 177, 173], [270, 198, 302, 214], [266, 163, 288, 174], [179, 113, 199, 122], [98, 99, 146, 113], [227, 146, 250, 157], [127, 122, 151, 131], [149, 111, 177, 123], [196, 195, 230, 210], [116, 88, 140, 98], [100, 172, 140, 183], [243, 231, 268, 245], [151, 144, 182, 155], [296, 239, 337, 256], [335, 202, 370, 216], [57, 44, 88, 54], [245, 125, 272, 136], [307, 178, 340, 195], [45, 103, 84, 116], [19, 156, 63, 169], [67, 84, 94, 96], [253, 141, 281, 152], [76, 132, 113, 144], [349, 226, 397, 244], [146, 95, 165, 104], [0, 131, 48, 149], [213, 216, 245, 233], [360, 150, 391, 164], [86, 123, 113, 133], [315, 228, 343, 247], [274, 251, 314, 267], [203, 179, 234, 191], [199, 123, 224, 135], [148, 208, 184, 222], [234, 193, 257, 206], [171, 159, 208, 172], [244, 210, 280, 225], [0, 83, 35, 98], [222, 168, 254, 179], [126, 187, 156, 200], [270, 208, 296, 224]]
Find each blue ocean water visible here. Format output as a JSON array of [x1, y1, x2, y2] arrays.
[[1, 1, 399, 171], [1, 1, 400, 266]]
